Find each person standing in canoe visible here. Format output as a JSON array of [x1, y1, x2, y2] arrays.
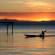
[[40, 30, 46, 39]]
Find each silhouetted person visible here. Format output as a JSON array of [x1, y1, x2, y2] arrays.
[[40, 30, 46, 39], [42, 31, 45, 39]]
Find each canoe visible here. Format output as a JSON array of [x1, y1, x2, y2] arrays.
[[25, 34, 41, 38], [25, 34, 55, 38]]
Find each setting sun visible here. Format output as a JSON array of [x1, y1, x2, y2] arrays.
[[37, 18, 50, 21]]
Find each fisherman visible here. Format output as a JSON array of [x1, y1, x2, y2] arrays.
[[40, 30, 46, 39]]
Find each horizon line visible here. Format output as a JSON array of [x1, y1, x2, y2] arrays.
[[0, 18, 55, 22]]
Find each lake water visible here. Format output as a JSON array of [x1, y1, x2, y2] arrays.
[[0, 25, 55, 55]]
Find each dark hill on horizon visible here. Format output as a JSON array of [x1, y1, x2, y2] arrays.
[[0, 19, 55, 25]]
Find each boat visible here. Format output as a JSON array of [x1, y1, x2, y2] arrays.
[[25, 30, 46, 39], [25, 34, 42, 38]]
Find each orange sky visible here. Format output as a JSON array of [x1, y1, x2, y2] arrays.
[[0, 12, 55, 21], [0, 0, 55, 21]]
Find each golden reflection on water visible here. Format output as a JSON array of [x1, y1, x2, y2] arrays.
[[0, 33, 55, 49], [0, 33, 55, 55], [12, 33, 55, 49]]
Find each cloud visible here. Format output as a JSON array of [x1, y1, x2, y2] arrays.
[[0, 0, 55, 12]]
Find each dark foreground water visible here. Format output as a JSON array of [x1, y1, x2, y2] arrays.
[[0, 30, 55, 55]]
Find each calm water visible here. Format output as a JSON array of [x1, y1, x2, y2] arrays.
[[0, 25, 55, 55]]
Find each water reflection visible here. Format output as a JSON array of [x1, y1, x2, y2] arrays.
[[0, 32, 55, 55]]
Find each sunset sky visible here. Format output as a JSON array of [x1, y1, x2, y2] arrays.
[[0, 0, 55, 21]]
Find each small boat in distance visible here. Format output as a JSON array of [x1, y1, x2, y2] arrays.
[[25, 35, 39, 38], [25, 30, 46, 39], [25, 34, 43, 38]]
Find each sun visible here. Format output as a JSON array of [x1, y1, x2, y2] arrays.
[[38, 18, 50, 21]]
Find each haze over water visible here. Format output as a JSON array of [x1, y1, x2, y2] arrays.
[[0, 25, 55, 55]]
